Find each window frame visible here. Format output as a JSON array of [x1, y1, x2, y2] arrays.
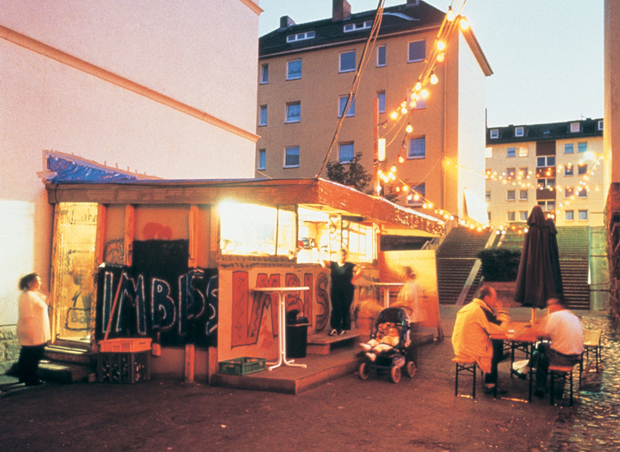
[[286, 59, 302, 80], [407, 136, 426, 160], [257, 149, 266, 171], [490, 129, 499, 139], [564, 143, 574, 154], [406, 183, 425, 207], [339, 50, 356, 73], [258, 105, 268, 126], [338, 142, 355, 164], [570, 122, 581, 133], [285, 101, 301, 123], [377, 91, 386, 114], [377, 45, 386, 67], [408, 40, 426, 63], [565, 165, 574, 176], [284, 146, 300, 168], [515, 126, 524, 137], [578, 163, 587, 175], [507, 147, 516, 158], [338, 95, 356, 118], [519, 189, 528, 201], [260, 64, 269, 84], [578, 210, 588, 221], [578, 142, 587, 153], [506, 190, 516, 201], [506, 211, 516, 222], [286, 31, 315, 42], [565, 210, 574, 221]]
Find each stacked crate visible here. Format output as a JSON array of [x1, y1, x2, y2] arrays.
[[98, 338, 152, 383]]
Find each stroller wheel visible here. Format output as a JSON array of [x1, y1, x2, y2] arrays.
[[406, 361, 417, 378], [390, 365, 401, 383], [359, 362, 369, 380]]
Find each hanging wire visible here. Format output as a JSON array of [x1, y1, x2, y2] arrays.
[[315, 0, 386, 179]]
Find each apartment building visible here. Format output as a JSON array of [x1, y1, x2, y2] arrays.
[[256, 0, 492, 225], [485, 118, 605, 228]]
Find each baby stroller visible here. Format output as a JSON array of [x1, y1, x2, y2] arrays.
[[358, 307, 417, 383]]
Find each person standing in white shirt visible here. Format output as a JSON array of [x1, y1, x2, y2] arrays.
[[16, 273, 51, 386]]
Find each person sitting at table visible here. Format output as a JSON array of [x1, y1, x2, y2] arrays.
[[452, 286, 511, 394], [520, 296, 584, 399]]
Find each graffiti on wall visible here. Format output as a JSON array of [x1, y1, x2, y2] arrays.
[[95, 240, 218, 347], [230, 270, 330, 348]]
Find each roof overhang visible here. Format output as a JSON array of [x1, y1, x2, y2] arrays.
[[45, 178, 445, 235]]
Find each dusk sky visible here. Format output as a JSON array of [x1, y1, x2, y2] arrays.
[[258, 0, 605, 128]]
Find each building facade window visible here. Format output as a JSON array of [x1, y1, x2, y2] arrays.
[[538, 178, 555, 190], [286, 31, 315, 42], [565, 165, 574, 176], [338, 142, 355, 163], [485, 147, 493, 158], [257, 149, 266, 171], [259, 105, 267, 126], [519, 189, 528, 200], [578, 163, 587, 175], [344, 21, 372, 32], [377, 91, 386, 113], [578, 188, 588, 198], [565, 187, 574, 198], [518, 167, 529, 180], [377, 45, 386, 67], [506, 168, 516, 180], [490, 129, 499, 139], [507, 211, 516, 222], [538, 200, 555, 211], [518, 146, 529, 157], [515, 127, 524, 137], [408, 40, 425, 62], [407, 183, 425, 207], [507, 190, 516, 201], [260, 64, 269, 84], [598, 120, 604, 131], [287, 59, 302, 80], [578, 210, 588, 221], [519, 211, 528, 222], [564, 143, 574, 154], [338, 96, 355, 117], [507, 147, 516, 158], [286, 101, 301, 123], [485, 190, 491, 201], [537, 156, 555, 167], [578, 142, 587, 153], [339, 50, 356, 72], [565, 210, 574, 221], [408, 137, 425, 159], [284, 146, 299, 168], [570, 122, 580, 133]]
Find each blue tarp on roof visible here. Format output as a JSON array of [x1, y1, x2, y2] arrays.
[[47, 155, 139, 184]]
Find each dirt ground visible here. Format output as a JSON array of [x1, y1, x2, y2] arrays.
[[0, 333, 558, 452]]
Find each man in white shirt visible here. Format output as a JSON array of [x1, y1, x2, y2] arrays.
[[531, 297, 584, 398]]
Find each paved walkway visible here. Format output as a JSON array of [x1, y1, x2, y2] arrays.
[[542, 313, 620, 451]]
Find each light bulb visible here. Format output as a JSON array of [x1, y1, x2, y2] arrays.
[[437, 52, 445, 63], [460, 18, 470, 30], [391, 166, 396, 172], [421, 89, 429, 99], [391, 111, 398, 120], [437, 41, 446, 51], [430, 73, 438, 85], [406, 124, 413, 133], [447, 7, 455, 21], [415, 82, 422, 91], [401, 107, 408, 114], [398, 156, 404, 163]]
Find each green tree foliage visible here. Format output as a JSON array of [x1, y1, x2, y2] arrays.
[[325, 152, 372, 193], [477, 247, 522, 282]]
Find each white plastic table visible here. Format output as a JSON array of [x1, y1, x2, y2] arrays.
[[253, 286, 310, 371], [372, 282, 404, 307]]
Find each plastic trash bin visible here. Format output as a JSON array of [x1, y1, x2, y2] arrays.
[[286, 323, 309, 359]]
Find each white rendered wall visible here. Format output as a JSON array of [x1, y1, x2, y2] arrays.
[[457, 32, 488, 225], [0, 0, 261, 327]]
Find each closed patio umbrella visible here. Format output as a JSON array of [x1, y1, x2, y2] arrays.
[[513, 205, 563, 310]]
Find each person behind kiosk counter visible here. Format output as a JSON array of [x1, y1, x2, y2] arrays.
[[452, 286, 511, 395], [516, 296, 584, 399], [321, 249, 362, 336], [16, 273, 51, 386]]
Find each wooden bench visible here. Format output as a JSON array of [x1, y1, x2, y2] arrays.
[[549, 363, 579, 406], [452, 357, 478, 399], [583, 329, 602, 372]]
